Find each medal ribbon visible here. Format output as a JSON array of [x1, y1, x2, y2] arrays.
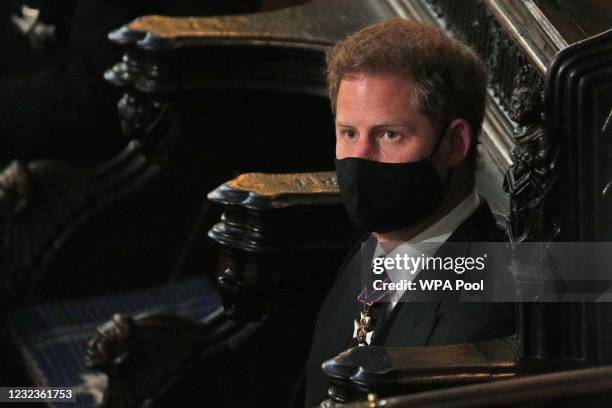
[[357, 278, 390, 307], [357, 255, 391, 307]]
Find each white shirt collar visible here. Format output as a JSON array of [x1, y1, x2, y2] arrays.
[[372, 191, 481, 307], [409, 190, 480, 244], [373, 191, 481, 257]]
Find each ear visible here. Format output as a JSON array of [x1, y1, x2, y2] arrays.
[[443, 118, 472, 167]]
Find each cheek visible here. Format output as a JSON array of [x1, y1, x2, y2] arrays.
[[335, 138, 348, 159]]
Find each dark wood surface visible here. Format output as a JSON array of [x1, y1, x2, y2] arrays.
[[207, 171, 360, 320], [261, 0, 312, 10], [535, 0, 612, 43], [367, 364, 612, 408], [109, 0, 391, 50], [322, 337, 519, 401]]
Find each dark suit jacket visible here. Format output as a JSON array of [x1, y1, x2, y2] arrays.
[[304, 199, 515, 407]]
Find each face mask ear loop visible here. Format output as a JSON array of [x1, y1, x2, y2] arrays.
[[430, 122, 453, 188], [428, 123, 450, 160], [443, 166, 455, 189]]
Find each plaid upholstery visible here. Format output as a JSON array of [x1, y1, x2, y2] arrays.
[[7, 277, 221, 408]]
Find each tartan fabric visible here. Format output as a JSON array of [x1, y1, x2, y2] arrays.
[[7, 277, 221, 408]]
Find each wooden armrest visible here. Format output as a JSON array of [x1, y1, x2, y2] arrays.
[[85, 308, 254, 408], [359, 364, 612, 408], [207, 171, 360, 321], [321, 337, 520, 402], [104, 0, 391, 96]]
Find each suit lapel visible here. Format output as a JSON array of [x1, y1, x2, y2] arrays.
[[382, 302, 438, 346], [373, 199, 498, 346], [345, 236, 378, 348], [379, 242, 467, 346]]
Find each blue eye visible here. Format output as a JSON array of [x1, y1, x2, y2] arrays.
[[344, 129, 357, 139], [383, 130, 399, 140]]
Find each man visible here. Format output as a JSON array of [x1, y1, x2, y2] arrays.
[[305, 18, 515, 406]]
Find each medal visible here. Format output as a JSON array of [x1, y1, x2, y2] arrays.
[[353, 274, 390, 346], [353, 307, 374, 346]]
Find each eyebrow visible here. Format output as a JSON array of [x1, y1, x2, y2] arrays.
[[373, 123, 412, 128], [334, 122, 413, 129]]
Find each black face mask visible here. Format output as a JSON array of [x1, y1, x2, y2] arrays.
[[335, 132, 446, 233]]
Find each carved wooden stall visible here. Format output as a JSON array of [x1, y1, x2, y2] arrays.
[[0, 1, 369, 405], [80, 171, 359, 407], [1, 0, 611, 407], [0, 2, 276, 304], [0, 1, 352, 306], [95, 0, 612, 406]]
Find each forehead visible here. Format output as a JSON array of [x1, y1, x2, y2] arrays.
[[336, 73, 429, 126], [335, 73, 420, 123]]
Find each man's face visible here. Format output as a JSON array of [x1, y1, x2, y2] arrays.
[[335, 73, 441, 166]]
